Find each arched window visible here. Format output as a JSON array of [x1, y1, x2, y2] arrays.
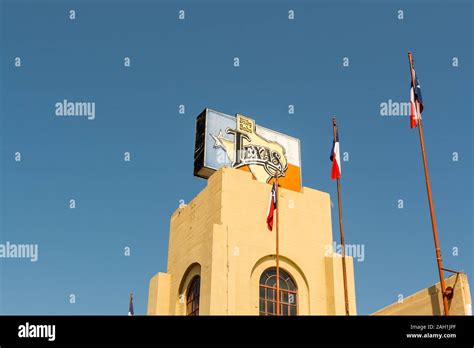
[[259, 268, 297, 316], [186, 275, 200, 316]]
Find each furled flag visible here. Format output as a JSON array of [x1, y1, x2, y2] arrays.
[[128, 293, 134, 316], [410, 67, 424, 128], [266, 183, 277, 231], [330, 131, 341, 180]]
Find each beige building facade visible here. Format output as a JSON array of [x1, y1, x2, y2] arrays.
[[147, 167, 357, 315], [147, 166, 472, 316], [373, 273, 472, 316]]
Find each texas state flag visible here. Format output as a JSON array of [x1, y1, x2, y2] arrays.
[[410, 68, 424, 128], [330, 131, 341, 180], [266, 183, 277, 231]]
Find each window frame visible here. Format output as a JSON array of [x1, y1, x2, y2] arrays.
[[259, 268, 298, 316], [186, 275, 201, 316]]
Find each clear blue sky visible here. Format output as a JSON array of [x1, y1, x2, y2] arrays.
[[0, 0, 472, 315]]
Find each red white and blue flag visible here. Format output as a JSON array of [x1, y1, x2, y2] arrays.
[[330, 131, 341, 180], [128, 294, 134, 316], [410, 67, 424, 128], [266, 183, 277, 231]]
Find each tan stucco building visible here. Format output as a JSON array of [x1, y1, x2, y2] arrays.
[[147, 167, 356, 315], [147, 166, 472, 316], [373, 273, 472, 316]]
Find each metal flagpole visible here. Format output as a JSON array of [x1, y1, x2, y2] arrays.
[[407, 52, 450, 316], [275, 171, 281, 316], [332, 118, 350, 316]]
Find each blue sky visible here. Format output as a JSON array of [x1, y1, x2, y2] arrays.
[[0, 0, 472, 315]]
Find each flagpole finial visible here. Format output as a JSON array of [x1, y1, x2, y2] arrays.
[[408, 52, 414, 66], [332, 117, 337, 126]]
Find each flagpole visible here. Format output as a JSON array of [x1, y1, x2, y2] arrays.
[[407, 52, 449, 316], [275, 171, 281, 316], [332, 117, 350, 316]]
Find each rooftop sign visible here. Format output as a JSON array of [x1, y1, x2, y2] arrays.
[[194, 108, 302, 192]]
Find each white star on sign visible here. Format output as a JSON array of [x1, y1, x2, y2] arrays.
[[211, 130, 226, 150]]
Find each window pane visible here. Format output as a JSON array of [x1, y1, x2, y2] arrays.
[[287, 278, 296, 290], [266, 275, 276, 287], [281, 291, 288, 304], [267, 301, 274, 314], [266, 288, 275, 301], [279, 280, 289, 291]]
